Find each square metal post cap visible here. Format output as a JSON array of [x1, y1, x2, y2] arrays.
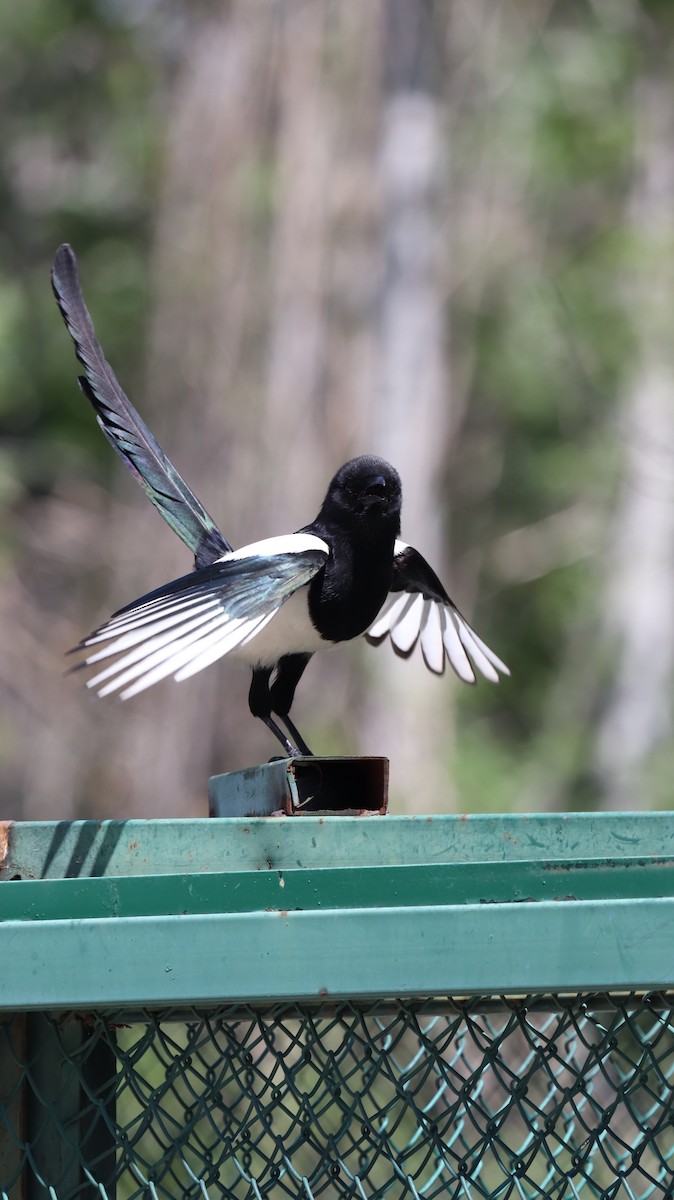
[[208, 756, 389, 817]]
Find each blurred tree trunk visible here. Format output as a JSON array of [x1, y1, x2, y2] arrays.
[[73, 2, 390, 813], [93, 3, 281, 814], [118, 0, 458, 812], [593, 73, 674, 808], [363, 0, 455, 809], [3, 0, 502, 820]]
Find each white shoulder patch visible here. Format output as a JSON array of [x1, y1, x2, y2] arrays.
[[218, 533, 329, 563]]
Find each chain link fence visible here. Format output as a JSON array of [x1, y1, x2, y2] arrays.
[[2, 991, 674, 1200]]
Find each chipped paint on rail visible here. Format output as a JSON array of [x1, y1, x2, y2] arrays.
[[0, 821, 12, 870]]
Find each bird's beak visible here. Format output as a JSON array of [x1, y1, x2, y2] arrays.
[[361, 475, 388, 508]]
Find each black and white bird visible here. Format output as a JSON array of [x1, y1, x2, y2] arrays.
[[52, 244, 509, 757]]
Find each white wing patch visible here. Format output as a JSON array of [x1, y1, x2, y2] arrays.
[[73, 533, 329, 699], [366, 540, 509, 684], [390, 594, 425, 654], [223, 533, 326, 562], [419, 600, 445, 675]]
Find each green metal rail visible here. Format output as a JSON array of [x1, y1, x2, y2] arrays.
[[2, 813, 674, 1199], [2, 814, 674, 1010]]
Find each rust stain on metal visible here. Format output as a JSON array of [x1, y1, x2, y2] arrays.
[[0, 821, 12, 868], [281, 808, 386, 819], [546, 857, 663, 874]]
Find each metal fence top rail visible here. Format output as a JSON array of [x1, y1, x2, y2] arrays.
[[2, 812, 674, 1012], [3, 810, 674, 881], [4, 814, 674, 1200]]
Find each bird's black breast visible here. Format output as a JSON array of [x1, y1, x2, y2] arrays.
[[306, 530, 395, 644]]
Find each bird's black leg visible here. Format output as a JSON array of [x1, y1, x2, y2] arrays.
[[249, 666, 304, 757], [264, 715, 302, 758], [280, 714, 313, 758], [269, 654, 314, 756]]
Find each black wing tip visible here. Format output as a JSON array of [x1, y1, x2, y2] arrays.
[[390, 641, 416, 663], [66, 628, 107, 656], [64, 657, 91, 678], [365, 631, 387, 647], [65, 634, 96, 659], [427, 657, 447, 678]]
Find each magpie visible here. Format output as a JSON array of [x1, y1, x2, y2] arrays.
[[52, 243, 509, 757]]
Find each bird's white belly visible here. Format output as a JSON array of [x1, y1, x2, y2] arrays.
[[230, 586, 329, 668]]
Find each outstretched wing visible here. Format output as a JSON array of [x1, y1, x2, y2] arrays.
[[70, 534, 328, 699], [366, 540, 509, 684], [51, 244, 231, 569]]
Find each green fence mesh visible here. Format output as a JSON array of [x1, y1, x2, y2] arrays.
[[2, 992, 673, 1200]]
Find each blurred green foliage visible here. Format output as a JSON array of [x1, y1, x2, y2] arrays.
[[2, 0, 672, 814], [0, 0, 157, 507]]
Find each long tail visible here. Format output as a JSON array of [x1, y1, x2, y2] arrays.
[[51, 244, 232, 568]]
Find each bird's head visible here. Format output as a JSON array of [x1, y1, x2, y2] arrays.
[[320, 456, 402, 533]]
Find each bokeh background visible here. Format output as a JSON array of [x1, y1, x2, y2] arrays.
[[2, 0, 673, 820]]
